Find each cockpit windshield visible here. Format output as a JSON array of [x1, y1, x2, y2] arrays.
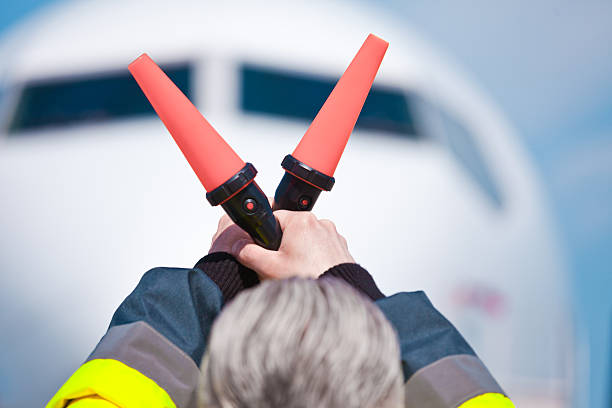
[[7, 61, 418, 138], [240, 64, 419, 137], [7, 63, 192, 134]]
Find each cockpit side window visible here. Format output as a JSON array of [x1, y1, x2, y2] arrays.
[[438, 110, 503, 207], [7, 63, 192, 134], [240, 64, 419, 137]]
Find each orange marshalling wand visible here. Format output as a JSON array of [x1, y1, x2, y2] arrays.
[[129, 53, 282, 250], [129, 53, 244, 192], [274, 34, 388, 211], [128, 34, 387, 246], [294, 34, 388, 177]]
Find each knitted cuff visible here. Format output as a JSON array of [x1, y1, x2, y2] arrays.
[[194, 252, 259, 302], [320, 263, 385, 301]]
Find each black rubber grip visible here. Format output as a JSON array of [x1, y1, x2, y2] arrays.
[[280, 155, 335, 191], [206, 163, 257, 206], [274, 155, 334, 211], [221, 181, 282, 250]]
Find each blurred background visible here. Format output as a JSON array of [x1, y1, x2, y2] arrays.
[[0, 0, 610, 407]]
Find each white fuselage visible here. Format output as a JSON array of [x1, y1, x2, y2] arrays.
[[0, 1, 573, 406]]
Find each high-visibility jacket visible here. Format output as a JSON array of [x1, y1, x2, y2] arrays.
[[47, 253, 514, 408]]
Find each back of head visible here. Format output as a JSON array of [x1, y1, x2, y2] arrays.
[[199, 277, 403, 408]]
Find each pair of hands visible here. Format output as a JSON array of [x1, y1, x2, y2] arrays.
[[209, 210, 355, 280]]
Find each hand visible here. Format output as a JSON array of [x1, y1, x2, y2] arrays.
[[208, 214, 251, 255], [230, 211, 355, 280], [209, 197, 276, 254]]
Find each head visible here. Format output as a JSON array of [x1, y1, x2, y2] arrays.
[[198, 277, 403, 408]]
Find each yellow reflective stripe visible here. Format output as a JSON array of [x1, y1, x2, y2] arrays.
[[458, 393, 515, 408], [46, 359, 176, 408], [67, 395, 119, 407]]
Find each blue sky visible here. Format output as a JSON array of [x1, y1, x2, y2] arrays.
[[1, 0, 611, 406]]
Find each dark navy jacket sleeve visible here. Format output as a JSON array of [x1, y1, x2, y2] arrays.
[[107, 266, 224, 365], [375, 291, 475, 379], [85, 254, 251, 408], [376, 292, 506, 407]]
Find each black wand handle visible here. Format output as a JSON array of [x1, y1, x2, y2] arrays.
[[273, 155, 335, 212], [207, 163, 282, 251], [222, 181, 282, 250]]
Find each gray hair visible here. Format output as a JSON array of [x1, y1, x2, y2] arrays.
[[198, 277, 403, 408]]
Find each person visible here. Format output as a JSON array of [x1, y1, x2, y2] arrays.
[[199, 277, 404, 408], [47, 211, 515, 408]]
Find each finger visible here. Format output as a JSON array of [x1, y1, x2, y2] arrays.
[[273, 210, 318, 229], [270, 210, 294, 229], [214, 215, 233, 237], [295, 211, 318, 228], [340, 234, 348, 248], [219, 224, 250, 241], [319, 219, 337, 231], [231, 239, 280, 276], [217, 214, 233, 229], [212, 215, 234, 242]]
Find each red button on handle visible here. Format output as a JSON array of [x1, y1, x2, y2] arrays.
[[298, 196, 311, 210], [243, 198, 257, 214]]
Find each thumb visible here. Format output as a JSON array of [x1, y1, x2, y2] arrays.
[[231, 239, 280, 278]]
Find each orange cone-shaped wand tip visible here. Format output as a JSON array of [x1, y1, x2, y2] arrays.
[[129, 53, 245, 192], [292, 34, 388, 177]]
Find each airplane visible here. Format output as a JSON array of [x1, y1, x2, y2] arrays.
[[0, 0, 576, 406]]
